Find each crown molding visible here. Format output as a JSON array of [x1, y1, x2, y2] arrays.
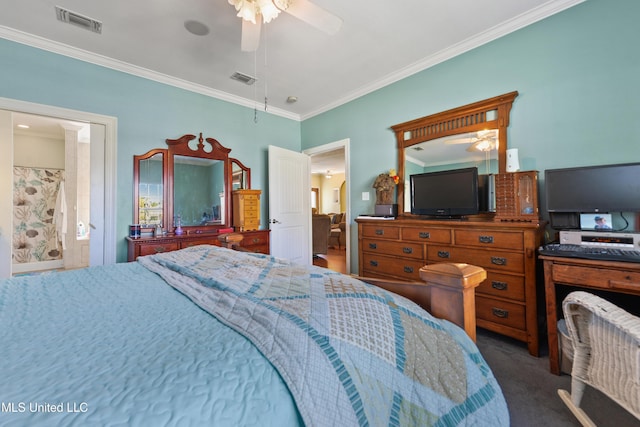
[[301, 0, 585, 120], [0, 26, 300, 121]]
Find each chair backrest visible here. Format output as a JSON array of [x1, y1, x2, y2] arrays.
[[312, 214, 331, 254], [562, 291, 640, 420]]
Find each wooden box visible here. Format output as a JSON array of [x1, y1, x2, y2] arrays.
[[494, 171, 540, 222]]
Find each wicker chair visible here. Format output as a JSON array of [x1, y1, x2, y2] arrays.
[[558, 291, 640, 426]]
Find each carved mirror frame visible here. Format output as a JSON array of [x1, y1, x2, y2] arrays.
[[133, 132, 252, 234], [391, 91, 518, 215]]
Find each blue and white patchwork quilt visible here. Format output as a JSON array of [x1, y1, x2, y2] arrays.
[[138, 245, 509, 426]]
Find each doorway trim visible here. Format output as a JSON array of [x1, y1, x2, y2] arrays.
[[0, 97, 117, 266], [303, 139, 351, 273]]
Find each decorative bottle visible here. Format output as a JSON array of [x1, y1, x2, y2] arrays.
[[174, 215, 183, 235]]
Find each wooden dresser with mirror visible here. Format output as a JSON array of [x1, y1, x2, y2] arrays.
[[127, 133, 269, 261], [357, 92, 546, 356]]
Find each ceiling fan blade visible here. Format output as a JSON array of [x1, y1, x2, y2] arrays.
[[284, 0, 342, 35], [444, 137, 475, 145], [241, 19, 261, 52]]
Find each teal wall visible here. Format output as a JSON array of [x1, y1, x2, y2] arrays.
[[301, 0, 640, 271], [2, 0, 639, 270], [0, 38, 300, 262]]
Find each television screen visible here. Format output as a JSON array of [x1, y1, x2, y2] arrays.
[[545, 162, 640, 213], [410, 167, 479, 217]]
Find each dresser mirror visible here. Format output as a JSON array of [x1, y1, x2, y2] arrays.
[[133, 133, 251, 233], [134, 149, 166, 228], [391, 91, 518, 214], [403, 130, 499, 212], [172, 155, 226, 226]]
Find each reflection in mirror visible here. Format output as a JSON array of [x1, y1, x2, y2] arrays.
[[137, 152, 164, 226], [403, 130, 498, 212], [231, 158, 251, 190], [173, 155, 226, 227]]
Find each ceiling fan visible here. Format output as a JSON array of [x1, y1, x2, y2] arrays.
[[228, 0, 343, 52]]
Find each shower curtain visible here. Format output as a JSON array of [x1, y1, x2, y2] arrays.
[[12, 166, 65, 264]]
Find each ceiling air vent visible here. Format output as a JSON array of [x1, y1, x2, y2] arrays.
[[230, 72, 256, 86], [55, 6, 102, 34]]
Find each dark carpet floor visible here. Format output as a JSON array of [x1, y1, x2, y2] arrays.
[[475, 328, 639, 426]]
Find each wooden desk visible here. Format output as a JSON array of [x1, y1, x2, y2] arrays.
[[541, 255, 640, 375]]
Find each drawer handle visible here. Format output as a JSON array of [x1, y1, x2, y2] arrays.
[[419, 232, 430, 239], [369, 243, 377, 250], [491, 281, 508, 291], [437, 250, 450, 259], [403, 266, 414, 274], [479, 235, 494, 244], [375, 229, 384, 235], [491, 256, 507, 266], [252, 238, 259, 243], [369, 260, 378, 267], [492, 308, 509, 318], [154, 246, 168, 253], [402, 247, 413, 254]]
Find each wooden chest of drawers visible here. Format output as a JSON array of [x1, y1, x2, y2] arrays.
[[127, 229, 270, 261], [357, 217, 544, 356], [232, 189, 261, 232]]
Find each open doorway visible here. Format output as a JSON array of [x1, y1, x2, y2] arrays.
[[0, 98, 117, 279], [10, 113, 91, 274], [305, 139, 350, 274]]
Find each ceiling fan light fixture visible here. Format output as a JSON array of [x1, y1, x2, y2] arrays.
[[257, 0, 281, 23], [229, 0, 258, 24], [229, 0, 284, 25]]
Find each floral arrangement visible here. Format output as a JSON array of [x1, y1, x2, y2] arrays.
[[388, 168, 399, 185]]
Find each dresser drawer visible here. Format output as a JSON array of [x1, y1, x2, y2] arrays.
[[180, 238, 220, 249], [242, 232, 269, 247], [402, 227, 451, 244], [362, 253, 424, 281], [454, 229, 523, 250], [476, 295, 526, 330], [477, 271, 525, 302], [427, 245, 524, 274], [243, 243, 269, 254], [139, 241, 179, 256], [551, 264, 640, 292], [361, 239, 423, 259], [360, 224, 400, 240], [243, 197, 259, 207], [243, 209, 259, 219]]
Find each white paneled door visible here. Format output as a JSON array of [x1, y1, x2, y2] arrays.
[[268, 145, 311, 264]]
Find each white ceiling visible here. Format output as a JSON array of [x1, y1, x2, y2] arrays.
[[0, 0, 583, 122]]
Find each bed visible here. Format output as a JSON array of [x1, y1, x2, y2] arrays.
[[0, 245, 508, 426]]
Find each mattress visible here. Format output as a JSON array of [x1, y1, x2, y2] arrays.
[[1, 245, 509, 426]]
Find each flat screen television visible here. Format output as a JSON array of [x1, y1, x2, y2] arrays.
[[545, 162, 640, 213], [410, 167, 479, 218]]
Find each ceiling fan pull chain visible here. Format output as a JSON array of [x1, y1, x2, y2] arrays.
[[264, 24, 269, 111], [253, 49, 259, 123]]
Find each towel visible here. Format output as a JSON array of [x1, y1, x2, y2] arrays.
[[54, 180, 67, 250]]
